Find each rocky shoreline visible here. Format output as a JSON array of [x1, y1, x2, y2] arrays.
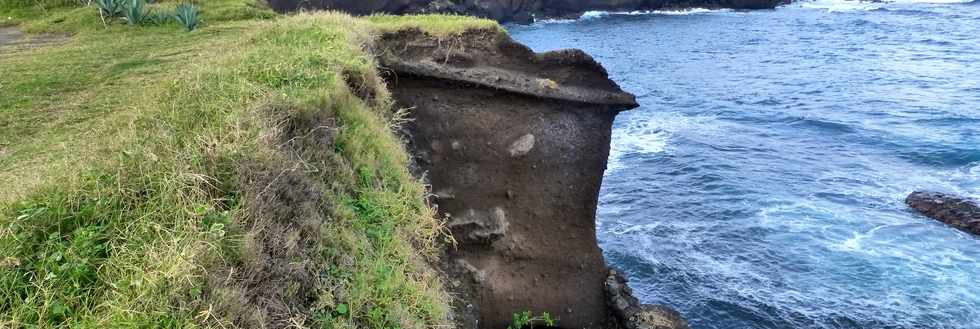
[[268, 0, 784, 24]]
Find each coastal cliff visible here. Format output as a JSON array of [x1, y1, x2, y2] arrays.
[[268, 0, 783, 23], [0, 0, 688, 326], [374, 28, 687, 328]]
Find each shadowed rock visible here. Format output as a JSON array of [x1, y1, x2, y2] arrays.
[[906, 191, 980, 236]]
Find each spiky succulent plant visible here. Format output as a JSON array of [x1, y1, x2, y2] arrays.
[[174, 3, 199, 31]]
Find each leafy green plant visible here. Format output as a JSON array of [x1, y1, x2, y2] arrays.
[[174, 2, 199, 31], [96, 0, 123, 18], [508, 311, 557, 329], [124, 0, 145, 25]]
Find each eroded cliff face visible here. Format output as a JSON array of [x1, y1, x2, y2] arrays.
[[373, 29, 686, 329], [269, 0, 783, 23]]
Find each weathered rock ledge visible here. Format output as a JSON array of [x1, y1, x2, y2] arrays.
[[906, 191, 980, 236], [269, 0, 783, 24], [374, 28, 684, 328], [606, 269, 689, 329]]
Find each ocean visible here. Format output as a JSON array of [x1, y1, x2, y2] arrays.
[[509, 1, 980, 328]]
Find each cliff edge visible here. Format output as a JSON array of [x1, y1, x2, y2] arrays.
[[375, 28, 686, 328]]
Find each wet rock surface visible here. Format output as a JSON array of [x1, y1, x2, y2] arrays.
[[268, 0, 783, 24], [906, 191, 980, 236], [377, 28, 666, 328], [606, 270, 689, 329]]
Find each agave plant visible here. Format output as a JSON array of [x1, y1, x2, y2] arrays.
[[124, 0, 145, 25], [143, 10, 172, 26], [174, 3, 199, 31], [96, 0, 124, 18]]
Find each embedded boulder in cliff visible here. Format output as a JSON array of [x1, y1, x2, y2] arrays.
[[268, 0, 784, 24], [906, 191, 980, 236], [376, 28, 656, 328]]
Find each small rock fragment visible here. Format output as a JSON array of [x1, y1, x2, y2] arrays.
[[447, 207, 509, 244], [508, 134, 535, 157], [455, 259, 486, 284], [435, 189, 455, 200]]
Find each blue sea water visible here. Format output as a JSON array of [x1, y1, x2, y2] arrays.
[[508, 1, 980, 328]]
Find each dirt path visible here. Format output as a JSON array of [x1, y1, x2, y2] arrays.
[[0, 26, 22, 46], [0, 26, 68, 54]]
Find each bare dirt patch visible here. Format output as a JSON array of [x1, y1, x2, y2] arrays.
[[0, 27, 69, 54], [203, 103, 339, 328]]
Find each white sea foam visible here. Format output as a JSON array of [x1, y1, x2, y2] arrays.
[[606, 118, 668, 174], [534, 8, 731, 24], [796, 0, 974, 12], [637, 8, 733, 15], [887, 0, 974, 3], [606, 113, 721, 174], [797, 0, 883, 12], [530, 17, 577, 24], [579, 10, 609, 19]]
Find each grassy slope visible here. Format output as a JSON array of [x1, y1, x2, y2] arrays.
[[0, 1, 499, 327]]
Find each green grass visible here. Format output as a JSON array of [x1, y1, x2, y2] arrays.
[[367, 13, 501, 37], [0, 2, 501, 328], [0, 0, 274, 32]]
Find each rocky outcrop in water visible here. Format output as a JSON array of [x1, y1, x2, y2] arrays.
[[268, 0, 783, 23], [906, 191, 980, 236], [375, 28, 677, 328]]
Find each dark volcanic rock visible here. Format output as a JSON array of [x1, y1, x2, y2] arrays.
[[606, 269, 690, 329], [267, 0, 783, 23], [377, 28, 671, 328], [906, 191, 980, 236]]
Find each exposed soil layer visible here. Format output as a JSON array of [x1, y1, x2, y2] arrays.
[[906, 191, 980, 236], [268, 0, 783, 23], [377, 28, 682, 328]]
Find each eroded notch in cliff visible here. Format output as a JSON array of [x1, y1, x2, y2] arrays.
[[375, 28, 648, 329]]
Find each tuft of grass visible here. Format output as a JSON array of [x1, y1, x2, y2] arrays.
[[367, 13, 503, 38], [0, 2, 497, 328]]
